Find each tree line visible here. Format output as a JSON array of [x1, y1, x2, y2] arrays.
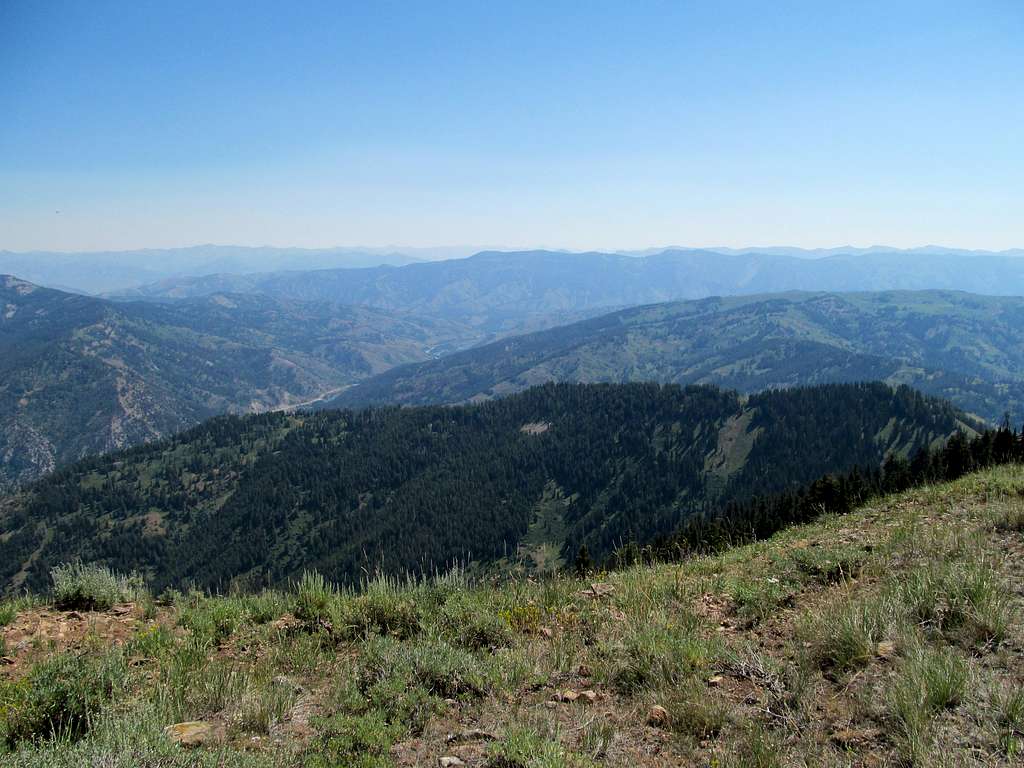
[[608, 416, 1022, 570]]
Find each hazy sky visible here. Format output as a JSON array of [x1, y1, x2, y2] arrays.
[[2, 1, 1022, 252]]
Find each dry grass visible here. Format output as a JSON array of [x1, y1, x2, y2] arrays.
[[2, 465, 1023, 767]]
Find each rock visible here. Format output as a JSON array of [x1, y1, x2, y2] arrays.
[[707, 675, 724, 687], [66, 611, 83, 620], [164, 721, 214, 747], [439, 758, 465, 767], [446, 728, 497, 743], [578, 690, 597, 703], [647, 705, 669, 727], [552, 689, 580, 703], [831, 727, 881, 747], [876, 641, 898, 660], [579, 583, 615, 599]]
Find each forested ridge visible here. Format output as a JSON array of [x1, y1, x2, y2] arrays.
[[0, 382, 972, 594]]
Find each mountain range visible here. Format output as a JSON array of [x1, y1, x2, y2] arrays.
[[111, 248, 1024, 325], [0, 275, 485, 487], [330, 290, 1024, 424], [6, 266, 1024, 488], [0, 245, 425, 295], [0, 381, 971, 594]]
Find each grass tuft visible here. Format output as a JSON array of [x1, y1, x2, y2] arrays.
[[889, 644, 969, 765]]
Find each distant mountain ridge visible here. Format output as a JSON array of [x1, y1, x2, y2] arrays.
[[637, 245, 1024, 258], [330, 290, 1024, 424], [112, 249, 1024, 333], [0, 245, 424, 294]]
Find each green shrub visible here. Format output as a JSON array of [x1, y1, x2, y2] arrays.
[[805, 596, 892, 673], [724, 722, 782, 768], [336, 585, 421, 641], [359, 637, 489, 701], [294, 571, 334, 632], [0, 651, 127, 747], [994, 687, 1024, 757], [897, 560, 1012, 645], [154, 636, 247, 721], [123, 623, 175, 659], [50, 563, 143, 611], [662, 683, 731, 740], [439, 593, 513, 650], [237, 591, 289, 625], [992, 504, 1024, 533], [603, 618, 716, 693], [306, 711, 399, 768], [789, 544, 865, 584], [176, 596, 244, 644], [729, 577, 794, 625], [486, 725, 595, 768], [888, 644, 968, 764], [229, 677, 296, 735]]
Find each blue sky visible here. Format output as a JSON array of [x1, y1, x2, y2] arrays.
[[1, 1, 1022, 251]]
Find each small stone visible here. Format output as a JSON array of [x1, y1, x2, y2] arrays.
[[552, 689, 579, 703], [647, 705, 669, 727], [446, 729, 497, 743], [876, 641, 897, 660], [164, 721, 214, 747], [439, 758, 465, 767], [578, 690, 597, 703], [66, 611, 83, 620], [831, 727, 880, 746], [707, 675, 724, 687], [579, 583, 615, 599]]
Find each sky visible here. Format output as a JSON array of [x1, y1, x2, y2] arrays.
[[1, 0, 1022, 252]]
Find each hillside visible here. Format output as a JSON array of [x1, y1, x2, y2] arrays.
[[0, 276, 475, 487], [113, 249, 1024, 335], [2, 463, 1022, 767], [332, 290, 1024, 423], [0, 381, 973, 594]]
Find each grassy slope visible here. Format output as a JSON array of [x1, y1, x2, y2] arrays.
[[2, 464, 1023, 767]]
